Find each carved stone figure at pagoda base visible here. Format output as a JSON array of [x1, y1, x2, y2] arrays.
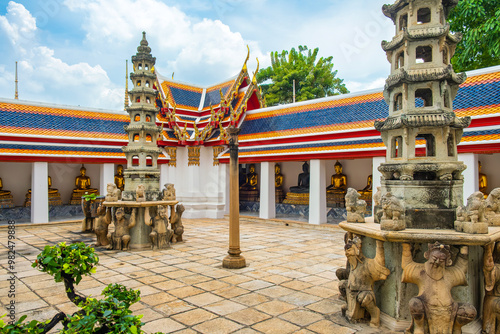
[[454, 191, 488, 234], [345, 188, 366, 223], [105, 183, 121, 202], [380, 192, 405, 231], [107, 207, 136, 251], [240, 164, 259, 202], [69, 165, 98, 205], [339, 236, 389, 328], [275, 163, 285, 203], [170, 204, 185, 243], [94, 205, 111, 247], [483, 242, 500, 334], [114, 165, 125, 191], [486, 188, 500, 226], [162, 183, 176, 201], [402, 242, 476, 334], [146, 205, 172, 250]]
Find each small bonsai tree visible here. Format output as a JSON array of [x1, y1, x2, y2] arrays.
[[1, 242, 145, 333]]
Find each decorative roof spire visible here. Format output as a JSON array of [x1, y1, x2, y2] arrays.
[[124, 59, 129, 110], [15, 61, 18, 100], [140, 31, 148, 46]]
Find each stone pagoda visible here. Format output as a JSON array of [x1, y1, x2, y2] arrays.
[[375, 0, 470, 229], [122, 31, 163, 201], [338, 1, 500, 332]]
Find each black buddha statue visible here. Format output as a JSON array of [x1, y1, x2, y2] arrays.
[[290, 162, 310, 193]]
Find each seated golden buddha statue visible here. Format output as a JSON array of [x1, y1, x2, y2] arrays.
[[0, 177, 12, 197], [240, 164, 258, 191], [326, 161, 348, 194], [69, 165, 98, 204], [358, 174, 372, 201], [114, 165, 125, 191], [275, 164, 284, 189], [479, 161, 488, 197]]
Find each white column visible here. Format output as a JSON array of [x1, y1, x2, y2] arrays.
[[459, 153, 478, 206], [309, 159, 327, 225], [259, 162, 276, 219], [31, 162, 48, 224], [372, 156, 385, 210], [99, 163, 114, 196]]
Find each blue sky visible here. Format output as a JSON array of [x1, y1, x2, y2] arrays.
[[0, 0, 394, 110]]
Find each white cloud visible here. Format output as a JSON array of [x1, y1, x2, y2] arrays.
[[62, 0, 266, 85], [345, 77, 386, 93], [0, 1, 123, 109]]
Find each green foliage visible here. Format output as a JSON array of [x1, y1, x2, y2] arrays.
[[448, 0, 500, 72], [0, 315, 46, 334], [32, 242, 99, 285], [62, 284, 143, 334], [256, 45, 349, 106], [82, 193, 98, 201]]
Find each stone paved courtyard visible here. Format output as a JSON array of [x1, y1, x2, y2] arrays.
[[0, 217, 397, 333]]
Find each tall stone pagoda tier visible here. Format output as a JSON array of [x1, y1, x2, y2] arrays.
[[122, 32, 162, 201], [374, 0, 470, 229]]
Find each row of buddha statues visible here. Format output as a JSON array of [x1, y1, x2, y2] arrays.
[[239, 161, 372, 206]]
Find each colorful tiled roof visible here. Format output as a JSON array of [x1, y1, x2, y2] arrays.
[[0, 100, 129, 141], [223, 66, 500, 162]]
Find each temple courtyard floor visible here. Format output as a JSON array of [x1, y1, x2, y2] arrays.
[[0, 217, 398, 333]]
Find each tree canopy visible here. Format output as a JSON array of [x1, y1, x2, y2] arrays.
[[448, 0, 500, 72], [256, 46, 349, 106]]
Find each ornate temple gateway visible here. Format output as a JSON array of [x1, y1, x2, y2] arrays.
[[339, 0, 500, 332]]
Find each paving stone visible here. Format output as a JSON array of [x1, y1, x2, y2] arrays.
[[307, 320, 356, 334], [226, 307, 272, 325], [172, 308, 218, 326], [141, 317, 186, 333], [279, 309, 325, 326], [184, 292, 224, 307], [193, 317, 243, 334], [252, 318, 301, 334], [204, 299, 247, 316], [255, 300, 297, 316]]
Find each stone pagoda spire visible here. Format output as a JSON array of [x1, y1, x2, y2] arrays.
[[374, 0, 471, 229], [122, 32, 162, 201]]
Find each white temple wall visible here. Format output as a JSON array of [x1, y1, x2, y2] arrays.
[[0, 162, 31, 207], [174, 146, 226, 218]]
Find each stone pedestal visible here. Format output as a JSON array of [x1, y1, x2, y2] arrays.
[[327, 192, 345, 207], [240, 189, 259, 202], [340, 218, 499, 333], [104, 200, 178, 249], [275, 188, 285, 203], [383, 180, 463, 229]]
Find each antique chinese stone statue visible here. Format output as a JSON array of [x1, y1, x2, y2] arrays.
[[485, 188, 500, 226], [105, 183, 121, 202], [94, 204, 111, 247], [380, 192, 405, 231], [373, 187, 383, 224], [338, 236, 390, 328], [479, 161, 488, 197], [170, 204, 185, 243], [454, 191, 488, 234], [240, 164, 258, 191], [162, 183, 176, 201], [327, 161, 348, 194], [290, 162, 310, 193], [107, 207, 136, 251], [114, 165, 125, 191], [146, 205, 172, 250], [136, 184, 146, 202], [345, 188, 366, 223], [70, 165, 98, 204], [275, 163, 285, 203], [483, 242, 500, 334], [402, 242, 476, 334]]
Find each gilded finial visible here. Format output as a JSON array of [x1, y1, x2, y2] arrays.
[[242, 45, 250, 72], [172, 72, 174, 80], [252, 57, 259, 85], [124, 60, 130, 110]]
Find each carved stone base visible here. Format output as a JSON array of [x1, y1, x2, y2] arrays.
[[222, 254, 246, 269], [283, 192, 309, 205], [347, 212, 365, 223], [459, 221, 489, 234], [381, 218, 405, 231], [327, 192, 346, 207], [487, 214, 500, 226], [240, 189, 259, 202]]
